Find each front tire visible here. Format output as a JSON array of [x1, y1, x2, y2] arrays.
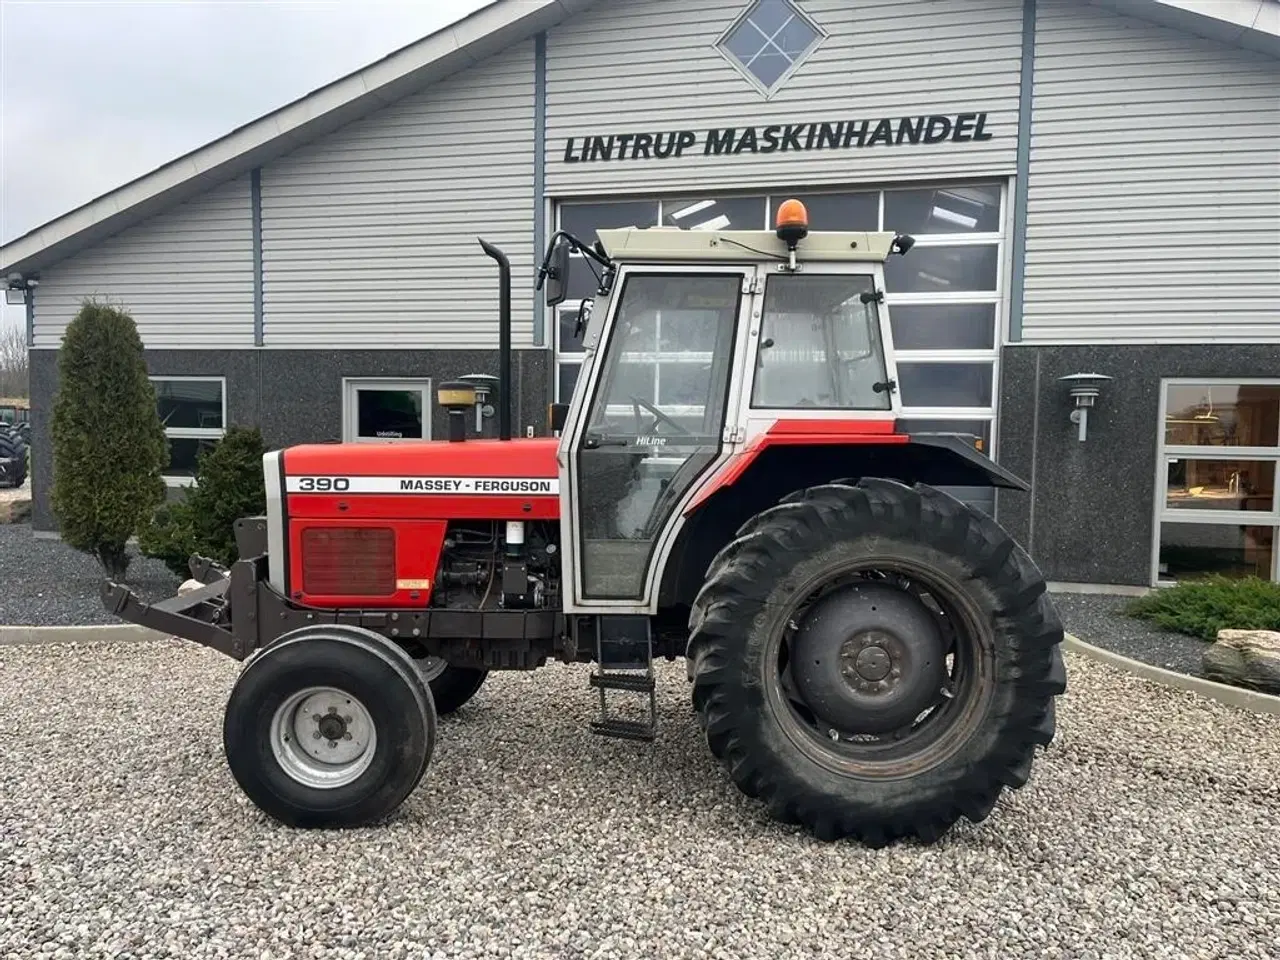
[[223, 625, 436, 828], [688, 478, 1066, 847]]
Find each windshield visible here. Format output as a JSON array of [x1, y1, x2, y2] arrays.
[[750, 274, 892, 411], [586, 273, 741, 437]]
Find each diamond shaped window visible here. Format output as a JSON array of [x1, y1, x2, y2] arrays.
[[717, 0, 826, 96]]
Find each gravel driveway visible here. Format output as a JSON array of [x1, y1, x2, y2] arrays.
[[1, 640, 1277, 960], [0, 524, 180, 626], [1052, 593, 1208, 676]]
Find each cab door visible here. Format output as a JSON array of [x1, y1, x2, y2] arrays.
[[559, 264, 756, 611]]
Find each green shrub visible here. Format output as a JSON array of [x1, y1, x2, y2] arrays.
[[136, 501, 198, 579], [1124, 576, 1280, 641], [50, 300, 166, 578], [138, 426, 267, 577]]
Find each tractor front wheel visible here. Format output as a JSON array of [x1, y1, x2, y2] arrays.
[[223, 625, 436, 828], [687, 478, 1066, 847]]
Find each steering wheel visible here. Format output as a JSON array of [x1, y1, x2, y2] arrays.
[[630, 395, 692, 436]]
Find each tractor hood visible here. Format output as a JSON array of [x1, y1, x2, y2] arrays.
[[279, 438, 562, 520]]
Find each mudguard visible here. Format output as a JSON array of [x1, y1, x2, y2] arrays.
[[903, 433, 1029, 491]]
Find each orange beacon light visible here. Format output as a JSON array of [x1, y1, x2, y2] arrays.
[[775, 198, 809, 270]]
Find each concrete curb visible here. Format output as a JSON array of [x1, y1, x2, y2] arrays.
[[1064, 633, 1280, 717], [0, 624, 171, 647]]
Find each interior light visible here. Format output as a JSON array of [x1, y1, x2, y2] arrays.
[[670, 200, 716, 221], [930, 206, 978, 230], [692, 215, 731, 231]]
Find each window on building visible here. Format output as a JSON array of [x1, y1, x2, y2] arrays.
[[662, 196, 767, 232], [555, 201, 663, 408], [884, 184, 1003, 236], [152, 377, 225, 486], [1155, 380, 1280, 583], [716, 0, 826, 96], [878, 183, 1005, 441], [342, 379, 432, 442]]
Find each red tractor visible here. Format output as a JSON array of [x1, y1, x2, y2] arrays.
[[103, 199, 1065, 846]]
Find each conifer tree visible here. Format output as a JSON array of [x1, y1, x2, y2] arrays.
[[51, 300, 166, 577]]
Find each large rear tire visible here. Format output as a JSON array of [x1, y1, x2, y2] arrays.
[[687, 478, 1066, 847], [223, 625, 436, 828]]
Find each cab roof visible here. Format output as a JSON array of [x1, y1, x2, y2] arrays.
[[596, 227, 897, 264]]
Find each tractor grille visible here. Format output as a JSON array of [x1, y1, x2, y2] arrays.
[[301, 527, 396, 596]]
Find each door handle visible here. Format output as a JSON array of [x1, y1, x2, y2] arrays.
[[583, 435, 629, 449]]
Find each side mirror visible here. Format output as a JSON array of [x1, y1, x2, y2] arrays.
[[545, 238, 570, 308]]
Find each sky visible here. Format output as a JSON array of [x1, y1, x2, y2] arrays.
[[0, 0, 492, 331]]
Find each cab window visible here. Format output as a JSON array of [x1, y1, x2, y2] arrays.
[[751, 274, 891, 411]]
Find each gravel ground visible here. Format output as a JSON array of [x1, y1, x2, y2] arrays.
[[0, 524, 180, 626], [1051, 591, 1208, 676], [1, 640, 1277, 960]]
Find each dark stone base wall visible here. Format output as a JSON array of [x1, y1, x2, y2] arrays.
[[28, 348, 552, 532], [995, 343, 1280, 587]]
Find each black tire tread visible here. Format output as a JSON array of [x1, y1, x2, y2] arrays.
[[687, 478, 1066, 847], [224, 625, 436, 828], [425, 664, 489, 715]]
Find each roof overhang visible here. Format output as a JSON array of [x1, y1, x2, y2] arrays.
[[3, 0, 1276, 279], [1087, 0, 1280, 57], [1, 0, 595, 277]]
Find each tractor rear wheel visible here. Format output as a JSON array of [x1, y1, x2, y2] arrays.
[[687, 478, 1065, 847], [223, 625, 436, 828], [413, 657, 489, 715]]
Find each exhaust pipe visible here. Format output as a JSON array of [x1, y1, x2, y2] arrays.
[[478, 239, 512, 442]]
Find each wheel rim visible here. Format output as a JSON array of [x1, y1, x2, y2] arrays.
[[270, 686, 378, 789], [416, 656, 448, 683], [763, 558, 995, 782]]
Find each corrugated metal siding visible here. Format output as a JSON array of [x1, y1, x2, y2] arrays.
[[33, 177, 254, 349], [1023, 0, 1280, 343], [261, 41, 536, 348], [546, 0, 1024, 195]]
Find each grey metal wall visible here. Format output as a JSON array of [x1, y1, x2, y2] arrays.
[[545, 0, 1024, 195], [260, 40, 538, 349], [32, 177, 255, 349], [1022, 0, 1280, 343]]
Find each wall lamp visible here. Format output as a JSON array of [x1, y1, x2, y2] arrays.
[[1058, 373, 1112, 442], [4, 272, 36, 306]]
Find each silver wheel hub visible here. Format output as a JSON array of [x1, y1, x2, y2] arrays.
[[270, 686, 377, 789]]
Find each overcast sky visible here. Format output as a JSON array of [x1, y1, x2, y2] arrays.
[[0, 0, 491, 331]]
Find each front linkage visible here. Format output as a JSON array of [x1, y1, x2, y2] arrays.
[[101, 517, 568, 669]]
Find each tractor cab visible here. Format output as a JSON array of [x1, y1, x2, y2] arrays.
[[536, 200, 925, 610]]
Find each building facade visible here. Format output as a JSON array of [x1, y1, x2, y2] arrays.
[[4, 0, 1279, 590]]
